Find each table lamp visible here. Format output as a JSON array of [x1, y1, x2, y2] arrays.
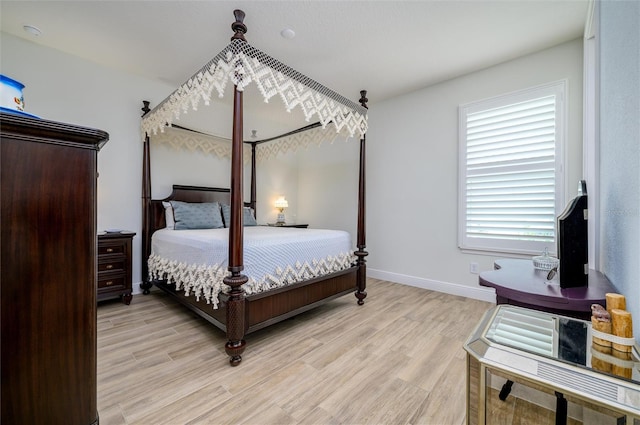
[[275, 196, 288, 224]]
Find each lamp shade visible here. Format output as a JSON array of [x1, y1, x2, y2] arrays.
[[274, 197, 288, 209]]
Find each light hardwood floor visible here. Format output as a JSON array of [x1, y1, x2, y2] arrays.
[[97, 278, 493, 425]]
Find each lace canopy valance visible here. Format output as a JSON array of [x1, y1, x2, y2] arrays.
[[151, 124, 356, 163], [141, 37, 368, 142]]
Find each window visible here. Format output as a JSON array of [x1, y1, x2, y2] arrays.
[[458, 81, 566, 256]]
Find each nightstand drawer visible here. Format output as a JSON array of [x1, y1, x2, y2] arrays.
[[98, 242, 126, 256], [97, 274, 126, 290], [98, 258, 126, 273]]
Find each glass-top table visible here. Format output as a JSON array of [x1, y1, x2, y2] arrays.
[[464, 305, 640, 424]]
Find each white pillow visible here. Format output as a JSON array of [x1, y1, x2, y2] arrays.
[[162, 201, 175, 229]]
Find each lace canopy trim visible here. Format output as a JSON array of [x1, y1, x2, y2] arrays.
[[257, 125, 356, 162], [148, 252, 356, 309], [150, 125, 355, 163], [151, 126, 246, 161], [141, 38, 368, 140]]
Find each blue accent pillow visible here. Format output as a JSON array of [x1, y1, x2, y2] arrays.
[[221, 204, 257, 227], [170, 201, 224, 230]]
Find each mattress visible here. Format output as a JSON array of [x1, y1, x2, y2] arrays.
[[148, 226, 355, 308]]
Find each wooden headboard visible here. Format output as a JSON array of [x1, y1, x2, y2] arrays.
[[148, 185, 232, 236]]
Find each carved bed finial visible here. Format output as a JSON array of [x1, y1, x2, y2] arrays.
[[231, 9, 247, 41], [359, 90, 368, 109], [141, 100, 151, 117]]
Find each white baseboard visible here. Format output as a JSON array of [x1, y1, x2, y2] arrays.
[[368, 268, 497, 303]]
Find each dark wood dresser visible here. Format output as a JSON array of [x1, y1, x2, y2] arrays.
[[98, 231, 135, 304], [1, 112, 108, 425]]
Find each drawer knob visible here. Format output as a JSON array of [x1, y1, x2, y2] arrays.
[[106, 248, 114, 253], [105, 281, 113, 286], [106, 264, 114, 269]]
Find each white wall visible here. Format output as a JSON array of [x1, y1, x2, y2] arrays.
[[149, 146, 231, 199], [297, 139, 360, 238], [254, 151, 300, 225], [599, 0, 640, 344], [365, 39, 584, 300]]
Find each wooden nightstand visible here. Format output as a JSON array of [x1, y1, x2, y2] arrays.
[[97, 231, 135, 305], [266, 223, 309, 228]]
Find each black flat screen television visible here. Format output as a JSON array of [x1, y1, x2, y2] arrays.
[[557, 180, 588, 288]]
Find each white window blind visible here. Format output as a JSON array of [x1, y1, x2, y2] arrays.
[[485, 307, 557, 357], [459, 81, 566, 255]]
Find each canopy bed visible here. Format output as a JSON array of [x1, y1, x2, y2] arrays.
[[140, 10, 369, 366]]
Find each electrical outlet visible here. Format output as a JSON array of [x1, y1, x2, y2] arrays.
[[470, 262, 479, 274]]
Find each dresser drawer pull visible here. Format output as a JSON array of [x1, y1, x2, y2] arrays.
[[106, 248, 114, 253], [105, 280, 114, 286], [106, 264, 114, 270]]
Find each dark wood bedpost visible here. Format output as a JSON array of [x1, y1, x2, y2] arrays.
[[140, 101, 153, 295], [224, 9, 249, 366], [355, 90, 368, 305]]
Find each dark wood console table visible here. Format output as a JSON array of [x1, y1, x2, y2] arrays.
[[479, 259, 618, 320]]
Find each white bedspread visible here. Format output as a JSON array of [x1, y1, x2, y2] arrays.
[[148, 226, 355, 308]]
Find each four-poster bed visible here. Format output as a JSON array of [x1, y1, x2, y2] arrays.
[[139, 9, 369, 366]]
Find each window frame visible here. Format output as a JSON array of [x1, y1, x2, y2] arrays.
[[458, 80, 568, 257]]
